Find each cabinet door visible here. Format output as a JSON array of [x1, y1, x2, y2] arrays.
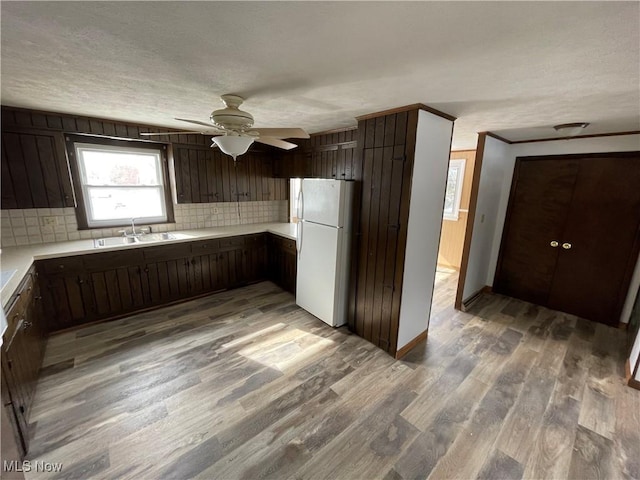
[[267, 235, 297, 294], [174, 144, 216, 203], [548, 155, 640, 325], [86, 266, 147, 319], [145, 258, 191, 302], [1, 338, 30, 446], [1, 129, 74, 209], [43, 274, 91, 330], [494, 159, 579, 305]]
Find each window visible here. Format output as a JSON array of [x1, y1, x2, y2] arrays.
[[69, 137, 173, 228], [443, 159, 465, 221]]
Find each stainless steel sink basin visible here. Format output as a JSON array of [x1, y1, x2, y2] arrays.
[[94, 236, 139, 247], [94, 232, 185, 248], [135, 233, 177, 242]]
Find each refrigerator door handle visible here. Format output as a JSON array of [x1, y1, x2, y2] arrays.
[[297, 221, 303, 257], [298, 190, 305, 221]]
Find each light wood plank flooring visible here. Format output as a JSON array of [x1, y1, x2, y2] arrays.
[[24, 273, 639, 479]]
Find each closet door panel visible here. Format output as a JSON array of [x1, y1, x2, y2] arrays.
[[495, 158, 579, 304], [548, 155, 640, 325]]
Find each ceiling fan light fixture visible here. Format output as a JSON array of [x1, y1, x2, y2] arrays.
[[553, 122, 590, 136], [212, 135, 254, 160]]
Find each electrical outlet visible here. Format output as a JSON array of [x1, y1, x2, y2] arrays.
[[41, 216, 57, 226], [213, 208, 219, 214]]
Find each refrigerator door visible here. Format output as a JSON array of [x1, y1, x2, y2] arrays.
[[296, 221, 344, 326], [301, 179, 344, 227]]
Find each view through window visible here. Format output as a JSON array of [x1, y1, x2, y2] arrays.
[[443, 159, 465, 221], [74, 143, 168, 227]]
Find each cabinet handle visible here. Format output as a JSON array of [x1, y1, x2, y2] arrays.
[[550, 240, 559, 247], [22, 321, 32, 330], [144, 267, 149, 273], [562, 242, 572, 250], [34, 296, 42, 301]]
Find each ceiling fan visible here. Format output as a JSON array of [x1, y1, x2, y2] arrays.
[[140, 94, 310, 160]]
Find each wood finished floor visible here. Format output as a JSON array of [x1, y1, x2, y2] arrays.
[[25, 272, 640, 480]]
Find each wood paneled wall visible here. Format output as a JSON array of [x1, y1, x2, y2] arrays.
[[1, 107, 209, 147], [273, 128, 359, 180], [1, 106, 287, 209], [437, 150, 476, 269], [351, 110, 418, 355]]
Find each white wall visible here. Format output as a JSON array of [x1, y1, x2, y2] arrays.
[[462, 133, 640, 323], [397, 110, 454, 350], [462, 135, 512, 300]]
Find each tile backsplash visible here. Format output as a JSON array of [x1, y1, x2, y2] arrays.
[[0, 201, 288, 247]]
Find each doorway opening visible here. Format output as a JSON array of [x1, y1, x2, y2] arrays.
[[431, 149, 476, 321]]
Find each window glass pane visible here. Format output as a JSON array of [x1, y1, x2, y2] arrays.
[[87, 187, 165, 221], [80, 149, 161, 186], [443, 167, 460, 214]]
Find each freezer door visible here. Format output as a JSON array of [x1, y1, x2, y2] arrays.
[[301, 179, 344, 227], [296, 221, 344, 326]]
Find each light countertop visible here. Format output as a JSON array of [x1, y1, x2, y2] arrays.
[[0, 222, 297, 311]]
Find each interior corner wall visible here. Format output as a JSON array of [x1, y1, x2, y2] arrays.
[[462, 135, 512, 301], [462, 133, 640, 322], [397, 111, 454, 350]]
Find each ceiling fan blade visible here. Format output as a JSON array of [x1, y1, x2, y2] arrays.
[[175, 118, 217, 128], [249, 128, 309, 139], [140, 131, 203, 136], [255, 137, 298, 150]]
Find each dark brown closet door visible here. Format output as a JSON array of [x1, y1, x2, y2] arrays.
[[548, 155, 640, 325], [494, 158, 579, 305]]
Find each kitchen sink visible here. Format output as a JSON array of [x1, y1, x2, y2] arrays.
[[94, 236, 139, 247], [93, 232, 188, 248]]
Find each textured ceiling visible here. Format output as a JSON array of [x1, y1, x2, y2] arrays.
[[1, 2, 638, 150]]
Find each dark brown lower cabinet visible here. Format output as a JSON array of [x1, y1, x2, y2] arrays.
[[495, 152, 640, 326], [268, 234, 297, 294], [1, 267, 46, 456], [38, 233, 273, 331]]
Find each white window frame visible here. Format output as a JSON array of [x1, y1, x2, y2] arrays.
[[74, 142, 168, 228], [443, 159, 466, 221]]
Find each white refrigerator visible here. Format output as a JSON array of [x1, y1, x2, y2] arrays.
[[296, 179, 354, 327]]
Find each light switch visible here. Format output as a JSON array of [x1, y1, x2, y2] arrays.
[[41, 216, 58, 226]]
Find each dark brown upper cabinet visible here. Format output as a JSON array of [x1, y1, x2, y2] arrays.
[[173, 144, 287, 203], [273, 129, 359, 180], [1, 129, 75, 209]]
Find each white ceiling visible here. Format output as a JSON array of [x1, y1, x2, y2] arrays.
[[1, 2, 638, 150]]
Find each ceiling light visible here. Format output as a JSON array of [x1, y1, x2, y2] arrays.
[[212, 135, 254, 160], [553, 122, 590, 136]]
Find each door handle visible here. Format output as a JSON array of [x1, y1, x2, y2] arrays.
[[562, 242, 572, 250], [550, 241, 559, 247]]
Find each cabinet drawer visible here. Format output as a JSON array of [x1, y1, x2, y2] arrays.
[[83, 250, 144, 271], [244, 233, 266, 246], [39, 256, 84, 275], [219, 236, 245, 249], [191, 239, 220, 254], [282, 238, 296, 253], [143, 243, 191, 261]]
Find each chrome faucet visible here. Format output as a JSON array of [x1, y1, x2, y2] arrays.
[[119, 218, 144, 238]]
